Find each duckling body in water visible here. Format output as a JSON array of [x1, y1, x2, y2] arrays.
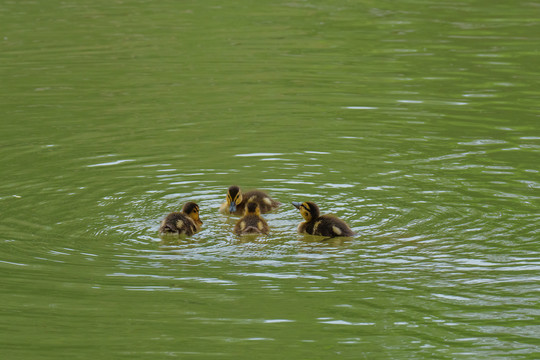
[[220, 185, 280, 216], [292, 201, 354, 238], [159, 202, 203, 235], [234, 202, 270, 235]]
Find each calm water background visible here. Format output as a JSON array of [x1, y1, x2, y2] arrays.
[[1, 0, 539, 359]]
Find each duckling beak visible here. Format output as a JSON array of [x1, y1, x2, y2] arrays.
[[229, 202, 237, 213], [292, 201, 302, 210]]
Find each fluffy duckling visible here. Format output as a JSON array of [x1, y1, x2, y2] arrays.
[[159, 201, 203, 235], [219, 185, 280, 216], [292, 201, 355, 238], [234, 202, 270, 235]]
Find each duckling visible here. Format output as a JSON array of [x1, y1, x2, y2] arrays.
[[234, 201, 270, 235], [219, 185, 280, 216], [292, 201, 355, 238], [159, 201, 203, 235]]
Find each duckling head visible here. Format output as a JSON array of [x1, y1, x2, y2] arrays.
[[292, 201, 320, 222], [244, 201, 261, 216], [182, 201, 203, 226], [227, 185, 243, 213]]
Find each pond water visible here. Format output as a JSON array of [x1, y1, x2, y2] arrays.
[[1, 0, 539, 359]]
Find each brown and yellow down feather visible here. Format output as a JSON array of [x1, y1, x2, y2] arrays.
[[159, 202, 203, 236], [293, 201, 354, 238], [220, 185, 280, 216], [234, 202, 270, 235]]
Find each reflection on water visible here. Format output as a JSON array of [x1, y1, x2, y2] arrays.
[[2, 0, 540, 358]]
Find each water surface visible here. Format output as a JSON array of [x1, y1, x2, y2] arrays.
[[1, 0, 539, 359]]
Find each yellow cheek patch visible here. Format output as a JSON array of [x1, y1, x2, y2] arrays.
[[300, 209, 311, 221]]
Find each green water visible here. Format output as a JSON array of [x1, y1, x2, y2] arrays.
[[1, 0, 539, 359]]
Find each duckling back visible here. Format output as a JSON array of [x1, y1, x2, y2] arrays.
[[242, 190, 280, 214], [159, 212, 199, 235], [234, 202, 270, 235], [293, 201, 354, 238], [303, 215, 355, 238], [235, 220, 268, 235], [160, 202, 202, 236]]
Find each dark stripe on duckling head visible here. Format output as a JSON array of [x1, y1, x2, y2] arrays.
[[246, 201, 259, 214], [303, 201, 320, 218], [292, 201, 315, 212], [182, 202, 199, 213], [182, 202, 202, 224], [227, 186, 241, 213], [293, 201, 311, 221], [228, 185, 240, 200]]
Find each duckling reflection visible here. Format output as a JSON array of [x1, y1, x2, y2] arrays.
[[159, 201, 203, 236], [234, 202, 269, 235], [292, 201, 354, 238], [220, 185, 280, 216]]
